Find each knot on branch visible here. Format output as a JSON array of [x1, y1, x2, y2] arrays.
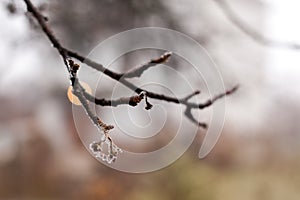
[[128, 92, 145, 106], [68, 59, 80, 74]]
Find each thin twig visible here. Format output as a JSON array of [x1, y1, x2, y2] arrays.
[[181, 90, 201, 102], [122, 52, 172, 78], [198, 85, 238, 109], [184, 106, 207, 129]]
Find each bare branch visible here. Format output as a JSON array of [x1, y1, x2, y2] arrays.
[[214, 0, 300, 50], [198, 85, 239, 109], [66, 44, 237, 111], [122, 52, 172, 78], [22, 0, 238, 163], [23, 0, 237, 121]]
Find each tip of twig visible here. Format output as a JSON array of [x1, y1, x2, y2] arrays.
[[162, 51, 172, 62], [152, 51, 172, 63], [199, 123, 208, 129], [194, 90, 201, 95], [163, 51, 173, 58], [226, 84, 239, 95], [183, 90, 201, 102]]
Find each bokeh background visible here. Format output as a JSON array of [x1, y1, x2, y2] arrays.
[[1, 0, 300, 199]]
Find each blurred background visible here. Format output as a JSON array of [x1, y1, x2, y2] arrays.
[[1, 0, 300, 199]]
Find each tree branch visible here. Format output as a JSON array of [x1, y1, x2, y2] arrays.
[[23, 0, 237, 121], [66, 44, 236, 110], [22, 0, 238, 162]]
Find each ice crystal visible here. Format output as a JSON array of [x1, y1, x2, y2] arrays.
[[89, 134, 122, 164]]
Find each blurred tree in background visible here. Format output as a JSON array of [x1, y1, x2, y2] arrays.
[[49, 0, 180, 51]]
